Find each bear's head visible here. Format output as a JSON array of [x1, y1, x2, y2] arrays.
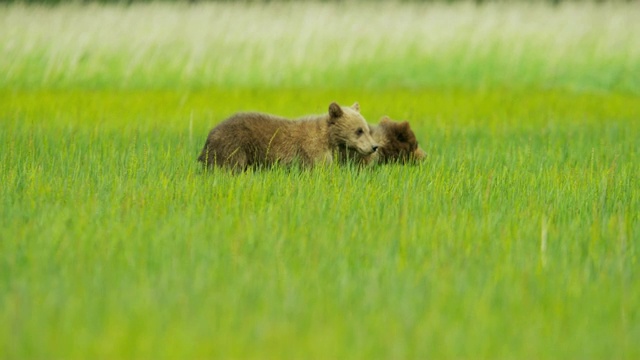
[[375, 117, 426, 164], [328, 102, 379, 156]]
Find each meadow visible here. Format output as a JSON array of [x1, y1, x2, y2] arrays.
[[1, 2, 639, 359]]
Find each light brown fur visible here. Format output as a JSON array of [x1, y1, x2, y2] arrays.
[[338, 116, 426, 165], [198, 102, 378, 171]]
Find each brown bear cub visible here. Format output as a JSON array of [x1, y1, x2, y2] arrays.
[[339, 116, 426, 165], [198, 102, 379, 171]]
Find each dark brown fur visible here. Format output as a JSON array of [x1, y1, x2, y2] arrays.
[[338, 116, 426, 165], [198, 102, 378, 171]]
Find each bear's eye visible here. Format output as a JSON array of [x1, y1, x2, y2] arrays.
[[355, 128, 364, 136]]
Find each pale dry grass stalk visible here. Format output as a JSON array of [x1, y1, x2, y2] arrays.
[[541, 215, 548, 268]]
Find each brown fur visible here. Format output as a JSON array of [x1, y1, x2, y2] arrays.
[[338, 116, 426, 165], [198, 102, 378, 171]]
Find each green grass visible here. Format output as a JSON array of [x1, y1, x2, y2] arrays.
[[1, 2, 640, 359], [2, 87, 639, 358]]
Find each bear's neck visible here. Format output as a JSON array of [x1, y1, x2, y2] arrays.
[[294, 114, 332, 150]]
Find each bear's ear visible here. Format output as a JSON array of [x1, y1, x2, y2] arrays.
[[379, 116, 392, 125], [329, 102, 343, 119], [351, 102, 360, 112], [396, 122, 411, 142]]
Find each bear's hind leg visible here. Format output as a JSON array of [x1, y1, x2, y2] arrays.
[[224, 147, 249, 172], [198, 143, 218, 167]]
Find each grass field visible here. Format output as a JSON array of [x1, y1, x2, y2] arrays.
[[1, 2, 639, 359]]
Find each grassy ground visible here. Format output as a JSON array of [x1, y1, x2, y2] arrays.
[[1, 2, 639, 359]]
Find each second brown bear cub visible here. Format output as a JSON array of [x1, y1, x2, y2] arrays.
[[339, 116, 426, 165], [198, 102, 378, 171]]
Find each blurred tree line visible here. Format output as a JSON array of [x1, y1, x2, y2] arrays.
[[0, 0, 631, 4]]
